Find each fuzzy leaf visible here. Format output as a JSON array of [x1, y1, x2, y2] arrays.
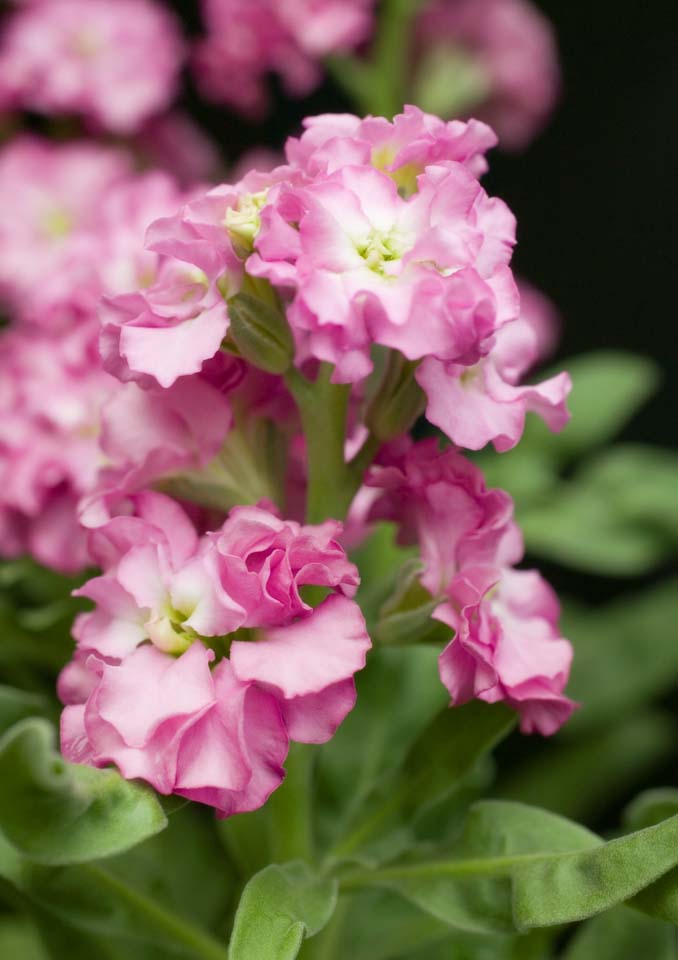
[[229, 862, 337, 960], [0, 718, 166, 864]]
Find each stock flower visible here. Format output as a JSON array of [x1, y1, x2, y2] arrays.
[[194, 0, 375, 118], [0, 323, 117, 572], [417, 304, 572, 452], [0, 137, 131, 325], [286, 105, 498, 183], [60, 496, 370, 812], [0, 0, 184, 133], [415, 0, 560, 150], [61, 643, 289, 817], [368, 440, 574, 733], [250, 159, 519, 383], [436, 567, 576, 734]]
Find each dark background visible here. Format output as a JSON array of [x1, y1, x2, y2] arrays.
[[171, 0, 678, 449]]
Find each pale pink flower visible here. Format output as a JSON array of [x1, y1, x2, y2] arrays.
[[416, 0, 560, 150], [437, 566, 576, 734], [249, 160, 519, 383], [286, 105, 498, 183], [416, 302, 571, 451], [60, 496, 370, 812], [0, 0, 185, 134], [135, 112, 221, 187], [0, 136, 131, 326], [0, 322, 117, 572], [193, 0, 375, 118], [367, 438, 518, 595], [61, 643, 288, 817], [368, 440, 574, 733]]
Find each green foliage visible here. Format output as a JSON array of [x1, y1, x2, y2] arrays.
[[0, 718, 167, 864], [229, 863, 337, 960], [563, 906, 676, 959]]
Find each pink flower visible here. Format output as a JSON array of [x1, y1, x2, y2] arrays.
[[0, 322, 118, 572], [367, 439, 518, 595], [368, 440, 574, 734], [60, 495, 371, 812], [249, 160, 519, 383], [134, 112, 221, 187], [416, 302, 571, 451], [193, 0, 375, 118], [286, 105, 498, 184], [415, 0, 561, 150], [437, 567, 576, 734], [61, 643, 288, 818], [0, 136, 131, 326], [0, 0, 185, 134]]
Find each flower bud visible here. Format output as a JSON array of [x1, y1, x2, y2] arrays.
[[227, 291, 294, 374], [366, 352, 426, 441]]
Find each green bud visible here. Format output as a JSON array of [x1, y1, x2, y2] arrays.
[[375, 559, 450, 646], [227, 291, 294, 375]]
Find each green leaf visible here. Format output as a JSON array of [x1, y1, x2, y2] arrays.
[[526, 351, 660, 461], [316, 646, 447, 851], [0, 718, 167, 864], [0, 914, 48, 959], [519, 484, 666, 575], [413, 45, 491, 120], [0, 685, 48, 735], [624, 789, 678, 832], [563, 580, 678, 732], [340, 804, 678, 934], [229, 862, 338, 960], [631, 867, 678, 925], [513, 815, 678, 929], [563, 906, 676, 959], [494, 712, 675, 823]]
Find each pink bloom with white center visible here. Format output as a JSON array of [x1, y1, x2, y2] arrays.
[[0, 0, 185, 134], [0, 136, 131, 326], [416, 300, 571, 452], [367, 439, 518, 596], [367, 439, 574, 734], [59, 495, 370, 812], [249, 160, 519, 383], [436, 567, 576, 735], [193, 0, 375, 118], [286, 105, 498, 184], [415, 0, 561, 150], [0, 322, 118, 572], [61, 643, 288, 818], [100, 163, 306, 388]]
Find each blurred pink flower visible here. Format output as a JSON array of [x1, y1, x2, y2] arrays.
[[193, 0, 375, 117], [416, 0, 561, 150], [0, 0, 185, 133]]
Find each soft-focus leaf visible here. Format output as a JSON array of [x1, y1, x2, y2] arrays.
[[562, 580, 678, 732], [0, 914, 48, 959], [0, 685, 48, 735], [229, 862, 337, 960], [525, 352, 660, 461], [316, 645, 447, 849], [631, 867, 678, 925], [624, 789, 678, 831], [563, 906, 676, 959], [350, 524, 418, 632], [494, 712, 675, 822], [0, 718, 167, 864]]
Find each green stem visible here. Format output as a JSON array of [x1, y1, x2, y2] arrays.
[[79, 865, 230, 960], [285, 365, 354, 524], [268, 744, 315, 863]]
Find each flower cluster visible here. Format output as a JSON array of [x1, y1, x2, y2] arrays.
[[415, 0, 561, 149], [193, 0, 376, 117], [368, 439, 575, 734], [60, 494, 370, 815], [103, 106, 571, 452], [0, 101, 575, 818], [0, 0, 184, 133]]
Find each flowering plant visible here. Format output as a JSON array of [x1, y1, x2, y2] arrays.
[[0, 1, 675, 958]]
